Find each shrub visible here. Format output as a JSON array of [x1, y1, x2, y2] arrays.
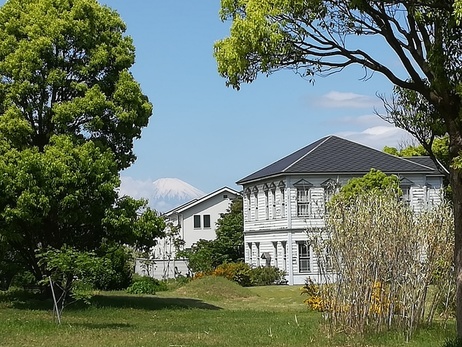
[[9, 271, 37, 290], [249, 266, 285, 286], [93, 245, 134, 291], [126, 276, 168, 295], [213, 262, 252, 287], [301, 278, 326, 312], [442, 337, 462, 347], [205, 263, 284, 287]]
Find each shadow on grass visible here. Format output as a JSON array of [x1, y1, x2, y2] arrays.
[[0, 289, 52, 310], [91, 294, 222, 311], [0, 291, 222, 311]]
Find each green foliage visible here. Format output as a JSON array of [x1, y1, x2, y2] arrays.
[[38, 246, 112, 287], [0, 0, 165, 296], [0, 135, 165, 284], [164, 275, 191, 290], [214, 196, 244, 263], [179, 239, 216, 273], [92, 244, 134, 291], [198, 262, 284, 287], [9, 271, 36, 289], [456, 0, 462, 24], [0, 0, 152, 168], [249, 266, 285, 286], [180, 197, 243, 273], [126, 276, 168, 295], [332, 168, 400, 203], [213, 262, 252, 287], [215, 0, 462, 333], [37, 245, 114, 309], [443, 337, 462, 347], [383, 136, 450, 171], [0, 245, 24, 290]]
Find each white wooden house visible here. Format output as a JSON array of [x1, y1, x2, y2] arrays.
[[135, 187, 239, 279], [237, 135, 444, 285]]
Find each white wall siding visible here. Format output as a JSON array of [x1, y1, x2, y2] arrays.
[[411, 186, 426, 213], [135, 259, 190, 280], [242, 172, 444, 285], [244, 229, 323, 285]]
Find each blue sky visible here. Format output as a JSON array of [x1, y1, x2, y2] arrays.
[[5, 0, 415, 205], [99, 1, 412, 196]]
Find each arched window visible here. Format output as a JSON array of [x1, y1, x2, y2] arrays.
[[278, 180, 286, 218], [293, 179, 313, 217], [263, 183, 270, 220], [399, 177, 414, 205]]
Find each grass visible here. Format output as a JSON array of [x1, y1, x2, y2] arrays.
[[0, 277, 456, 347]]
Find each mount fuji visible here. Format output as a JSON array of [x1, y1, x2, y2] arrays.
[[119, 177, 205, 213]]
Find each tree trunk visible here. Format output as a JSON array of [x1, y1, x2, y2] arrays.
[[445, 96, 462, 336], [453, 165, 462, 336]]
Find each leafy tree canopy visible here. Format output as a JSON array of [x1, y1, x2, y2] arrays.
[[215, 1, 462, 334], [0, 0, 151, 169], [0, 0, 164, 290], [214, 196, 244, 264], [383, 136, 450, 171], [333, 168, 401, 204]]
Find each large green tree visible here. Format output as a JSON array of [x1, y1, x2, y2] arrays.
[[214, 0, 462, 335], [0, 0, 164, 288]]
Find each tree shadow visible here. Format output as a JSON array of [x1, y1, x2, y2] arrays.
[[0, 289, 52, 310], [90, 294, 222, 311], [1, 291, 222, 311]]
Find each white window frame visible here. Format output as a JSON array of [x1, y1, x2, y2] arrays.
[[273, 241, 278, 268], [297, 188, 311, 217], [253, 186, 259, 221], [298, 242, 310, 273]]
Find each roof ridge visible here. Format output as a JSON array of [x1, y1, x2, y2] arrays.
[[283, 136, 332, 172], [173, 186, 240, 213]]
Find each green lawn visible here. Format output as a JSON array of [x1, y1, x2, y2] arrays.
[[0, 278, 456, 347]]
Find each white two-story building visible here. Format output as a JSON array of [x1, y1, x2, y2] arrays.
[[237, 135, 444, 285], [135, 187, 239, 279]]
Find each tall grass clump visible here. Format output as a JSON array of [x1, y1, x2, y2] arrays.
[[306, 189, 454, 341]]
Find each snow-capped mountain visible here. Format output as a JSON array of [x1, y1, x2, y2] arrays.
[[151, 178, 204, 200], [119, 176, 205, 212]]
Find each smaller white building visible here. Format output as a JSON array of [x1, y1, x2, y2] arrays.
[[135, 187, 239, 279]]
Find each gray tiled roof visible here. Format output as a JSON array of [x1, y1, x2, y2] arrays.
[[404, 156, 439, 171], [237, 136, 440, 184]]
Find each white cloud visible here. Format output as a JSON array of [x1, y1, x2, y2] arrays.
[[118, 176, 154, 201], [314, 91, 381, 109], [336, 125, 415, 151]]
